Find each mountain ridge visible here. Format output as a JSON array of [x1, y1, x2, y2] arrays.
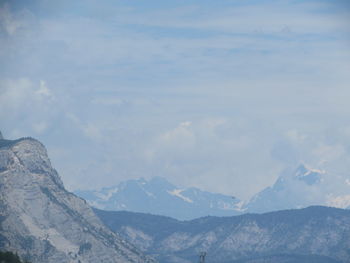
[[76, 164, 350, 219], [94, 206, 350, 263], [76, 176, 243, 220]]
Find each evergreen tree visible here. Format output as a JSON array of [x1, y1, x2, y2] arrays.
[[0, 251, 30, 263]]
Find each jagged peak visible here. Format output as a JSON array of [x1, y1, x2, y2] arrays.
[[293, 163, 324, 186], [149, 176, 171, 184], [295, 163, 325, 177], [295, 164, 308, 176], [149, 176, 176, 189]]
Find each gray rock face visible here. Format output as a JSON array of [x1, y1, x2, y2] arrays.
[[95, 206, 350, 263], [0, 131, 3, 140], [0, 137, 155, 263]]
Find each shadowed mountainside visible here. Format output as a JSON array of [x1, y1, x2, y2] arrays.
[[95, 206, 350, 263]]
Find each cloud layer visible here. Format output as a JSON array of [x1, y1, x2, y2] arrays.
[[0, 0, 350, 199]]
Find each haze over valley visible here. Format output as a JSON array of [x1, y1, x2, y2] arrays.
[[1, 0, 350, 262]]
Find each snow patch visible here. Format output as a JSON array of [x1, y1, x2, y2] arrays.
[[306, 167, 325, 174], [167, 189, 193, 203], [234, 200, 247, 212]]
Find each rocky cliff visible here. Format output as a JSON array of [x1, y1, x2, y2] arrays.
[[0, 136, 155, 263]]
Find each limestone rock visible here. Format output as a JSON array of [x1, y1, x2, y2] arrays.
[[0, 137, 156, 263]]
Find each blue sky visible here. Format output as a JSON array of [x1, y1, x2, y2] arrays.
[[0, 0, 350, 199]]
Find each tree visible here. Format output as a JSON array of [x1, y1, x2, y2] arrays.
[[0, 251, 30, 263]]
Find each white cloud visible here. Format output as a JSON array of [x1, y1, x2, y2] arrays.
[[0, 78, 58, 138], [1, 0, 349, 200], [0, 78, 53, 114], [156, 121, 196, 155], [140, 119, 281, 199], [161, 121, 193, 141], [326, 194, 350, 209]]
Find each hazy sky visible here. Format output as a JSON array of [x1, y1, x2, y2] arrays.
[[1, 0, 350, 199]]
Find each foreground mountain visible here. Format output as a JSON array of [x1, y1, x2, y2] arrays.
[[95, 206, 350, 263], [245, 165, 350, 213], [76, 177, 243, 220], [0, 135, 155, 263]]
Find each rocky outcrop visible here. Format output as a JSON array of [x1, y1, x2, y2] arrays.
[[95, 206, 350, 263], [0, 137, 155, 263]]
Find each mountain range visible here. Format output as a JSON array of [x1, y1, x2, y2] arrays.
[[76, 165, 350, 219], [1, 131, 350, 263], [76, 177, 243, 220], [0, 135, 155, 263], [95, 206, 350, 263]]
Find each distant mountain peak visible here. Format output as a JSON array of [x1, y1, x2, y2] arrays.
[[295, 164, 308, 175], [148, 176, 176, 190], [75, 176, 242, 220], [295, 164, 325, 176], [245, 163, 333, 213], [0, 130, 3, 140], [294, 164, 324, 185]]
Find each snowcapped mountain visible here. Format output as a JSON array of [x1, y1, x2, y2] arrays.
[[75, 177, 243, 220], [244, 164, 350, 213], [76, 164, 350, 219]]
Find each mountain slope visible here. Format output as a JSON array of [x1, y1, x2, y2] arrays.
[[244, 165, 350, 213], [0, 136, 155, 263], [76, 177, 243, 220], [94, 206, 350, 263]]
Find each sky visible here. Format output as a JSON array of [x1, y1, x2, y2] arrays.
[[0, 0, 350, 200]]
